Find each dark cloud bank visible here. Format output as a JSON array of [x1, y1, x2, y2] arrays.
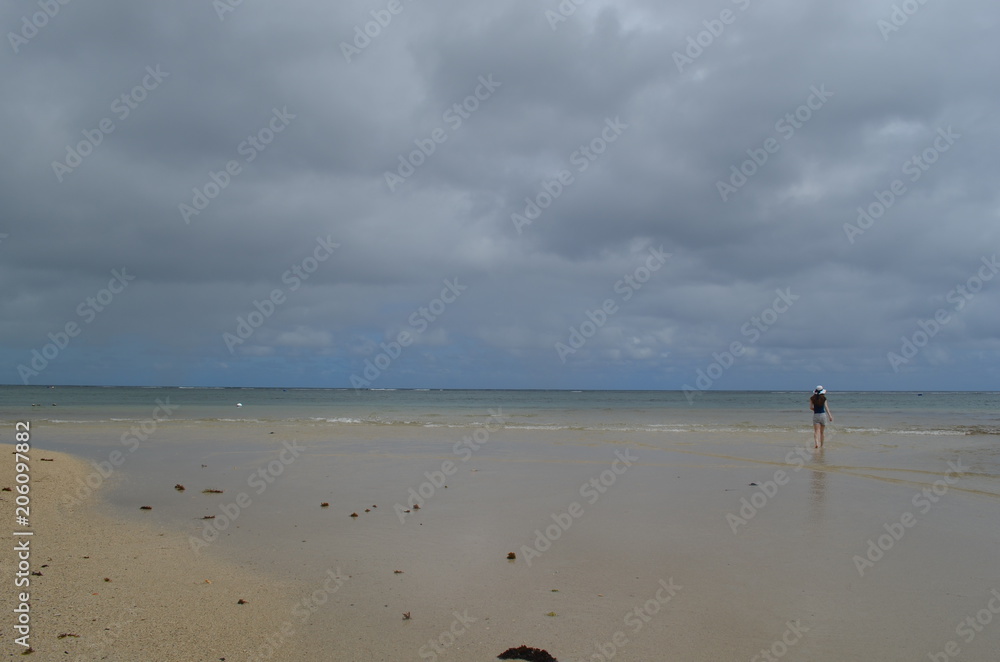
[[2, 0, 998, 389]]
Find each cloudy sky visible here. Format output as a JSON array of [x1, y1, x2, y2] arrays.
[[2, 0, 998, 390]]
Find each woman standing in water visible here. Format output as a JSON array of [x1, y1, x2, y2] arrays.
[[810, 386, 833, 449]]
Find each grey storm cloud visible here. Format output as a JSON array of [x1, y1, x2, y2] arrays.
[[2, 0, 998, 389]]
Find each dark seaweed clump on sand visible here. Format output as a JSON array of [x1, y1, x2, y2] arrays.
[[498, 645, 558, 662]]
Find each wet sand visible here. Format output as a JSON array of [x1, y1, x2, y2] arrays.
[[5, 421, 1000, 660], [0, 443, 316, 660]]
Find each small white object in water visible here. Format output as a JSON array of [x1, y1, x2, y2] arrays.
[[236, 402, 243, 407]]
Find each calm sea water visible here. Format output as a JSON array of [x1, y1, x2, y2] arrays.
[[2, 386, 998, 436]]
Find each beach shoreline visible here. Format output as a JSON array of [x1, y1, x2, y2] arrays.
[[3, 406, 999, 660], [0, 442, 319, 661]]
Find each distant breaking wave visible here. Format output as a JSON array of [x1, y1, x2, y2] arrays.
[[21, 417, 997, 437]]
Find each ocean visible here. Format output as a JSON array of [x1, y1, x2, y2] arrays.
[[4, 385, 999, 435], [8, 386, 998, 513]]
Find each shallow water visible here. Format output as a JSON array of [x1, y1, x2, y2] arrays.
[[10, 387, 1000, 660], [25, 419, 1000, 660]]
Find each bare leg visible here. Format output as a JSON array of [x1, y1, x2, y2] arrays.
[[813, 423, 823, 449]]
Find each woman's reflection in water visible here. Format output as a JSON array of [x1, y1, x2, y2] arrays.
[[810, 446, 827, 519]]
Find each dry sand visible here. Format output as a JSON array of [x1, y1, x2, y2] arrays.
[[0, 443, 315, 661]]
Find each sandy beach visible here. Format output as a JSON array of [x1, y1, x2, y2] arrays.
[[0, 442, 324, 661], [4, 412, 999, 661]]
